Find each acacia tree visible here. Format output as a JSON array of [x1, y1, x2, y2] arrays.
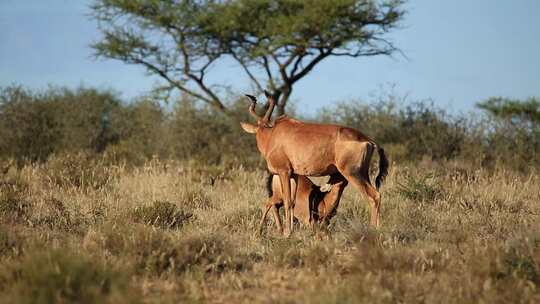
[[91, 0, 405, 116], [477, 97, 540, 128]]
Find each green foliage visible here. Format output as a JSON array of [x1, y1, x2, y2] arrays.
[[169, 98, 258, 166], [0, 85, 262, 168], [0, 86, 63, 162], [0, 86, 122, 162], [105, 98, 169, 164], [2, 84, 540, 172], [478, 96, 540, 125], [476, 97, 540, 171], [399, 103, 467, 160], [91, 0, 405, 114], [319, 99, 468, 161]]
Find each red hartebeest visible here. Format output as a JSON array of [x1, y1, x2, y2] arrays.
[[259, 174, 348, 235], [241, 91, 388, 236]]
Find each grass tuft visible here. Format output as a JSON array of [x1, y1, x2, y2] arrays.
[[133, 200, 192, 229], [395, 172, 446, 202]]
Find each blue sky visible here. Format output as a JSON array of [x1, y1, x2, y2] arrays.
[[1, 0, 539, 114]]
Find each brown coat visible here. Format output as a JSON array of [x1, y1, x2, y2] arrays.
[[259, 174, 347, 234], [242, 92, 388, 234]]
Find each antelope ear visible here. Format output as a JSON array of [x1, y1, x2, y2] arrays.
[[240, 122, 258, 134]]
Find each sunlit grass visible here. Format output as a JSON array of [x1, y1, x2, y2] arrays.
[[0, 157, 538, 303]]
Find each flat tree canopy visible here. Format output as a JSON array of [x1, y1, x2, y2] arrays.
[[477, 97, 540, 128], [91, 0, 405, 116]]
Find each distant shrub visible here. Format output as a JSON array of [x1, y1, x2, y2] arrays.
[[2, 84, 539, 171], [104, 99, 170, 165], [168, 98, 259, 167], [0, 85, 123, 163], [318, 99, 468, 162], [132, 201, 192, 229]]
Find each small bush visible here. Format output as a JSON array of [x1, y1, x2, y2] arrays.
[[0, 248, 138, 304], [498, 247, 539, 284], [396, 173, 446, 202], [94, 223, 244, 276], [32, 197, 85, 233], [0, 227, 21, 256], [176, 234, 246, 274], [0, 178, 31, 224], [303, 244, 334, 271], [133, 201, 192, 229], [133, 232, 244, 276], [43, 152, 115, 190], [220, 206, 260, 233], [268, 238, 307, 268], [180, 188, 213, 210]]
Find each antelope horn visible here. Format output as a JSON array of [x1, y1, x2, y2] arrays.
[[262, 90, 276, 122], [245, 94, 257, 103], [245, 94, 261, 120]]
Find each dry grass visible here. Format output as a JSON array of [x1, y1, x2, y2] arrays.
[[0, 157, 538, 303]]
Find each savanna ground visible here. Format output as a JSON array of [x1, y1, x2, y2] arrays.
[[0, 154, 538, 303]]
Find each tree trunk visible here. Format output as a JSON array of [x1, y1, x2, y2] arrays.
[[277, 89, 291, 116]]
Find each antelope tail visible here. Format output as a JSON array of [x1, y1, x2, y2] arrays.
[[375, 147, 389, 190]]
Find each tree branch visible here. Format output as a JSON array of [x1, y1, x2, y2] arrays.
[[290, 49, 331, 83], [261, 56, 276, 90], [231, 53, 264, 93], [132, 58, 213, 105], [289, 53, 307, 79], [176, 34, 228, 112]]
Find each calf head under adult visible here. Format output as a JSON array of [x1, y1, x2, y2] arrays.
[[259, 174, 348, 235]]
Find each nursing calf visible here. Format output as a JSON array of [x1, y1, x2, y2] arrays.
[[259, 174, 348, 234]]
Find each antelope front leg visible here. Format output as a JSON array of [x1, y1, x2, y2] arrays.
[[278, 172, 293, 237], [290, 174, 298, 236]]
